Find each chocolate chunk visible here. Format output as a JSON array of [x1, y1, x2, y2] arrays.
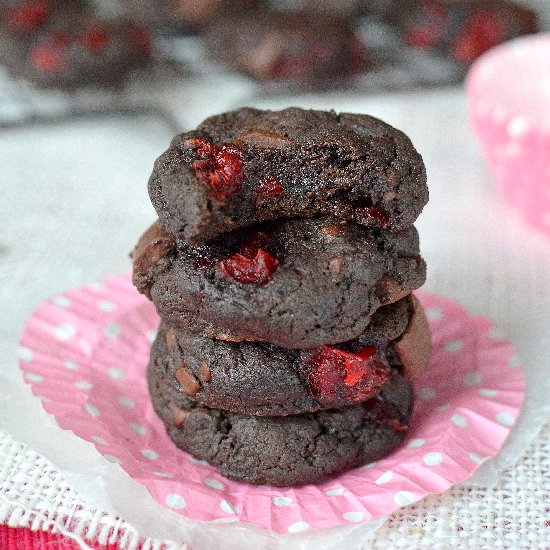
[[175, 364, 201, 395], [394, 295, 432, 380]]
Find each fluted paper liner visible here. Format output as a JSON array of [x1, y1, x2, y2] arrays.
[[18, 274, 524, 533]]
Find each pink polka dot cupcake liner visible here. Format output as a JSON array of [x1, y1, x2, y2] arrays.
[[18, 274, 525, 533], [467, 33, 550, 237]]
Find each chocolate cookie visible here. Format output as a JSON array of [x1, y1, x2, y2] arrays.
[[150, 295, 431, 416], [0, 3, 153, 89], [120, 0, 256, 32], [133, 218, 426, 348], [148, 107, 428, 245], [204, 11, 367, 83], [148, 365, 414, 486], [398, 0, 537, 66]]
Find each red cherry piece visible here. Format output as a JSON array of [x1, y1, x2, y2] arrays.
[[405, 1, 446, 49], [129, 24, 152, 54], [356, 206, 389, 227], [7, 0, 52, 33], [239, 231, 270, 258], [184, 138, 244, 200], [256, 177, 283, 197], [80, 26, 110, 51], [302, 346, 390, 402], [28, 41, 66, 73], [215, 248, 279, 285], [452, 11, 505, 65]]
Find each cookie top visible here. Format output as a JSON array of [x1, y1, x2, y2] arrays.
[[151, 295, 431, 416], [0, 4, 153, 89], [204, 10, 367, 82], [148, 107, 428, 245], [149, 365, 414, 486], [397, 0, 537, 65], [133, 218, 426, 348]]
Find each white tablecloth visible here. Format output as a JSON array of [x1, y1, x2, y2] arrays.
[[1, 86, 549, 549]]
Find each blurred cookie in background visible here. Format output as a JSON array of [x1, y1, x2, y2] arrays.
[[120, 0, 257, 32], [0, 1, 154, 89], [396, 0, 537, 66], [204, 10, 368, 83]]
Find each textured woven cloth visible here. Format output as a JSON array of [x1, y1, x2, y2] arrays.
[[1, 425, 548, 549]]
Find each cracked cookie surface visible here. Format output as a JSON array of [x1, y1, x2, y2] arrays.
[[133, 217, 426, 348], [149, 296, 430, 415], [148, 365, 414, 486], [148, 107, 428, 245]]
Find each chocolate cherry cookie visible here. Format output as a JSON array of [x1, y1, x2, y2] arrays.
[[204, 11, 367, 83], [148, 107, 428, 245], [0, 3, 153, 89], [133, 218, 426, 349], [399, 0, 537, 66], [150, 295, 431, 416], [148, 365, 414, 487]]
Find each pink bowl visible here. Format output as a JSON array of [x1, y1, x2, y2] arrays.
[[467, 33, 550, 237]]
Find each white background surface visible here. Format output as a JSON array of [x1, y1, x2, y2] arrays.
[[1, 86, 550, 548]]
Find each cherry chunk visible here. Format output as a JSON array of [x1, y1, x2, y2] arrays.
[[302, 345, 390, 403]]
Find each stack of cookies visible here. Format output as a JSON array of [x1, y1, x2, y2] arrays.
[[132, 107, 431, 486]]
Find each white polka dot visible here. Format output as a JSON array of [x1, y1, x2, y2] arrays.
[[426, 307, 443, 321], [204, 478, 224, 490], [464, 372, 482, 387], [375, 471, 393, 485], [363, 461, 378, 469], [272, 496, 292, 506], [423, 452, 443, 466], [190, 457, 208, 466], [489, 327, 505, 340], [64, 360, 79, 370], [508, 355, 521, 368], [407, 438, 426, 448], [103, 454, 121, 464], [108, 367, 125, 380], [220, 500, 239, 515], [54, 324, 75, 341], [154, 471, 174, 478], [445, 339, 464, 353], [420, 388, 436, 400], [147, 330, 158, 343], [104, 323, 120, 340], [165, 493, 186, 509], [98, 300, 116, 312], [507, 116, 530, 137], [343, 511, 364, 523], [451, 413, 468, 428], [25, 373, 43, 383], [394, 491, 416, 506], [84, 403, 100, 417], [141, 449, 158, 460], [92, 436, 108, 446], [52, 295, 70, 308], [436, 404, 451, 413], [129, 422, 146, 436], [18, 347, 33, 361], [325, 488, 345, 497], [287, 521, 309, 533], [479, 388, 499, 398], [118, 396, 135, 409], [469, 452, 486, 464], [75, 381, 92, 390], [496, 412, 515, 427]]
